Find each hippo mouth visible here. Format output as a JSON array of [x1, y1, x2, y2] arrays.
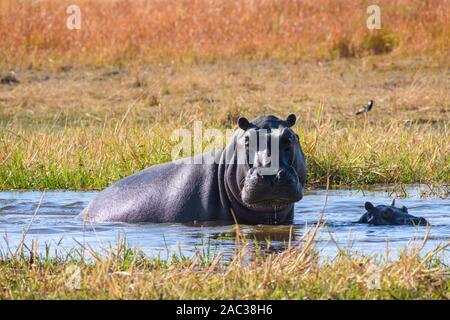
[[243, 197, 296, 209], [367, 213, 428, 226], [242, 190, 302, 206], [240, 172, 303, 209]]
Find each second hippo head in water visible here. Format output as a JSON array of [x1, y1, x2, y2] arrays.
[[358, 199, 429, 226]]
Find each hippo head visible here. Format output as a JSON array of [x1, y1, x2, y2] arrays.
[[360, 200, 429, 226], [228, 114, 306, 214]]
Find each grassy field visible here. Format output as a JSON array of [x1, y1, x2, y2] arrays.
[[1, 225, 449, 299], [0, 0, 448, 66], [1, 57, 448, 189]]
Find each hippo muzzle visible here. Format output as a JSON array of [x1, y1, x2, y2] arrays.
[[242, 166, 303, 207]]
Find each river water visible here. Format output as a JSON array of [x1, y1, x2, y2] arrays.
[[0, 186, 449, 260]]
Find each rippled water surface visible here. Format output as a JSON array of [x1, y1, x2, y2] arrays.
[[0, 186, 449, 260]]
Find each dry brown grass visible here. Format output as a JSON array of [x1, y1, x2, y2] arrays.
[[1, 224, 449, 299], [1, 57, 448, 124], [0, 0, 448, 67]]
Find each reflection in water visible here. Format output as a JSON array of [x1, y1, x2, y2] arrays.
[[0, 186, 449, 260], [207, 224, 300, 255]]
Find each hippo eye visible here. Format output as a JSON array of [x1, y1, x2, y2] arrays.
[[281, 137, 292, 151], [281, 136, 291, 145]]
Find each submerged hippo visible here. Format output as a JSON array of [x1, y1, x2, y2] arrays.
[[357, 200, 429, 226], [81, 114, 307, 225]]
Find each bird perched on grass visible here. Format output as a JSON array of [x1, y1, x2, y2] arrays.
[[356, 100, 373, 115]]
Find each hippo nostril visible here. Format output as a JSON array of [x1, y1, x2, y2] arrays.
[[251, 170, 264, 181]]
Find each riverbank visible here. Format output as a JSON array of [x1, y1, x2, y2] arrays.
[[1, 57, 448, 190], [1, 225, 449, 300]]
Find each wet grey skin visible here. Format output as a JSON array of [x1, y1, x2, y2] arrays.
[[80, 114, 307, 225], [357, 200, 429, 226]]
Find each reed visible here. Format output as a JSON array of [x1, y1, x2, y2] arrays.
[[1, 223, 448, 299]]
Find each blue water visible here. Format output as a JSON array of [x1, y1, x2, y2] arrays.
[[0, 185, 449, 260]]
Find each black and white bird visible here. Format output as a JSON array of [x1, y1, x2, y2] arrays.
[[356, 100, 373, 115]]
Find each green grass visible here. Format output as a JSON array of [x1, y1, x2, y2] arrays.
[[0, 118, 448, 190]]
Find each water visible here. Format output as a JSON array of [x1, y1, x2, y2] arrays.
[[0, 186, 449, 260]]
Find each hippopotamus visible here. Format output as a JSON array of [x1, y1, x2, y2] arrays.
[[80, 114, 307, 225], [357, 200, 429, 226]]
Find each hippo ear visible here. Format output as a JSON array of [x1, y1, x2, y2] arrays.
[[365, 201, 375, 212], [238, 117, 251, 131], [286, 114, 296, 127], [391, 199, 396, 206]]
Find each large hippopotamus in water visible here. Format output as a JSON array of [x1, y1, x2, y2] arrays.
[[357, 200, 429, 226], [81, 114, 307, 225]]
